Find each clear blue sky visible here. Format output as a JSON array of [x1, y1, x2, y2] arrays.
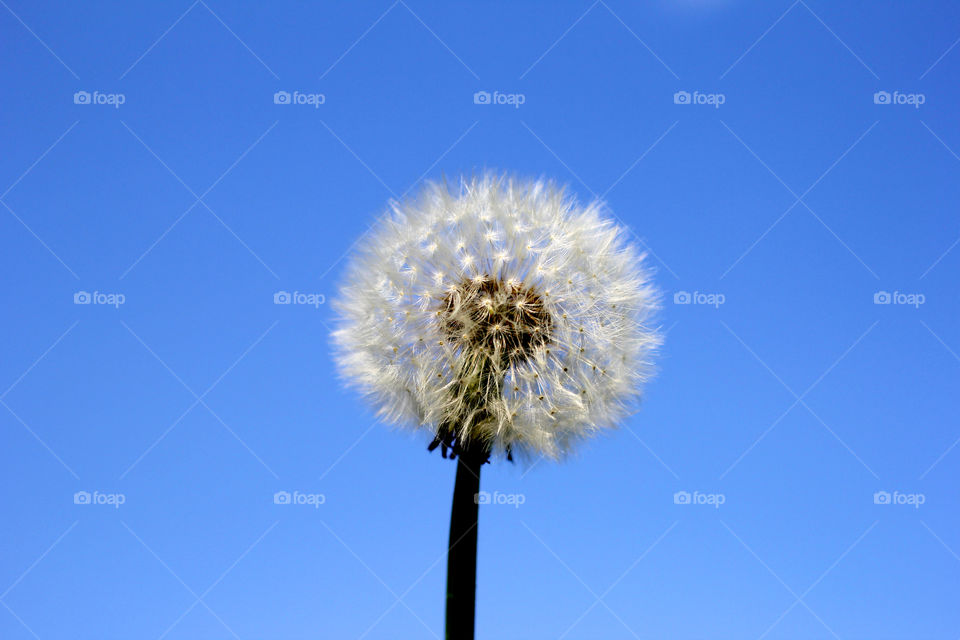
[[2, 1, 958, 638]]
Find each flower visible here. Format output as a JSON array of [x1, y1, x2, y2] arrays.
[[332, 173, 660, 459]]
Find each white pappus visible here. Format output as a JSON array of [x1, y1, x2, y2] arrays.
[[332, 173, 661, 460]]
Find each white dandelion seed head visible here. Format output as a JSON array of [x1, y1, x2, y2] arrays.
[[332, 173, 661, 460]]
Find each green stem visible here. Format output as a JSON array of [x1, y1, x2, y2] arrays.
[[445, 444, 485, 640]]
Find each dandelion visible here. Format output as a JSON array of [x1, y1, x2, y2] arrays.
[[333, 173, 660, 638]]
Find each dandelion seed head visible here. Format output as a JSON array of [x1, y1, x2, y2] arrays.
[[333, 173, 660, 459]]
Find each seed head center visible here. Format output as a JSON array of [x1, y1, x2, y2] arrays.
[[440, 275, 552, 365]]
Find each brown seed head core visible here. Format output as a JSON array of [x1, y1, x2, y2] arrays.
[[431, 274, 553, 460], [440, 274, 552, 366]]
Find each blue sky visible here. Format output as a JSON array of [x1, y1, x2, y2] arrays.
[[1, 1, 959, 638]]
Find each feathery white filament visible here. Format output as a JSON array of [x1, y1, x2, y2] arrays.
[[332, 173, 660, 459]]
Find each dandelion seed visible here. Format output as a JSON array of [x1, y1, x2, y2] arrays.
[[333, 173, 661, 460]]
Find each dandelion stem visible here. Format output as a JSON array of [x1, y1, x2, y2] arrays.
[[445, 442, 487, 640]]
